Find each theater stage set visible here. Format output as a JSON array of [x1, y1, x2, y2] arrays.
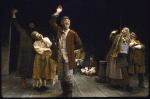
[[1, 0, 149, 98]]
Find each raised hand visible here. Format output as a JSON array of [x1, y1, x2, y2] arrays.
[[56, 5, 63, 13], [111, 30, 118, 34], [12, 9, 18, 14]]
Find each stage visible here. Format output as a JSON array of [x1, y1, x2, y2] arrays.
[[2, 71, 149, 97]]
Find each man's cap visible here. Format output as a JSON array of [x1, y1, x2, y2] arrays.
[[61, 16, 69, 21], [90, 55, 95, 59]]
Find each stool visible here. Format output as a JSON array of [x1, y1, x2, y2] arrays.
[[97, 61, 107, 82]]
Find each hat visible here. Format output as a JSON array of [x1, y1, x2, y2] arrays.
[[90, 55, 95, 59], [31, 31, 38, 40], [61, 16, 69, 21]]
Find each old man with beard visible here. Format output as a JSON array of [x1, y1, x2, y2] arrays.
[[105, 27, 133, 91], [49, 5, 82, 97]]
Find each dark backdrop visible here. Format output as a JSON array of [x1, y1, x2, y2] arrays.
[[2, 0, 148, 73]]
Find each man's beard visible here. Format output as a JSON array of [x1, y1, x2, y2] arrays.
[[65, 26, 69, 29], [30, 27, 36, 32], [27, 27, 36, 32]]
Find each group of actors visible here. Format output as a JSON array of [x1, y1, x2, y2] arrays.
[[11, 5, 147, 97], [104, 28, 147, 92]]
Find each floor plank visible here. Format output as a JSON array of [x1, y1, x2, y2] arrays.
[[76, 74, 122, 97], [73, 74, 107, 97], [2, 77, 20, 97], [1, 72, 17, 88], [40, 75, 62, 97], [72, 77, 82, 97], [1, 71, 149, 97]]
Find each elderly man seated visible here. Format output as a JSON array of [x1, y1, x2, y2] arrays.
[[81, 55, 97, 75]]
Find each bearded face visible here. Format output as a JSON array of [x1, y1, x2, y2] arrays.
[[29, 23, 35, 29], [61, 19, 70, 29]]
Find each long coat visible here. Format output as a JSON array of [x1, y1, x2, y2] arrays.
[[12, 18, 36, 78], [128, 40, 145, 75], [105, 33, 129, 68], [49, 15, 82, 69], [105, 33, 129, 79], [105, 33, 120, 61]]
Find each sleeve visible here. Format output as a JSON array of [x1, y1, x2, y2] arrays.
[[109, 33, 117, 41], [33, 41, 44, 54], [74, 50, 78, 54], [74, 32, 82, 50], [80, 52, 85, 60], [43, 37, 52, 48], [137, 40, 145, 49], [49, 14, 60, 33], [129, 42, 134, 47], [12, 18, 26, 34], [134, 45, 142, 49]]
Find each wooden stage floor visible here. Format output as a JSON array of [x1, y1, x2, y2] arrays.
[[1, 71, 149, 97]]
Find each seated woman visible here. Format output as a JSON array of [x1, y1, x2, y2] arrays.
[[31, 31, 56, 92], [81, 55, 97, 76]]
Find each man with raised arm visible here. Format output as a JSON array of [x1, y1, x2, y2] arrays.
[[49, 5, 82, 97], [12, 9, 37, 89]]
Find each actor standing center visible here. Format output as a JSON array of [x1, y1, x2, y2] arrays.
[[49, 5, 82, 97]]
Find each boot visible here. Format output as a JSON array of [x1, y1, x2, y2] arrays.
[[66, 91, 72, 97], [57, 82, 68, 97], [73, 68, 77, 74], [139, 82, 148, 88], [65, 83, 72, 97], [128, 75, 132, 84], [34, 87, 45, 92], [138, 73, 147, 88], [123, 84, 133, 92], [41, 86, 50, 90], [21, 79, 26, 89]]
